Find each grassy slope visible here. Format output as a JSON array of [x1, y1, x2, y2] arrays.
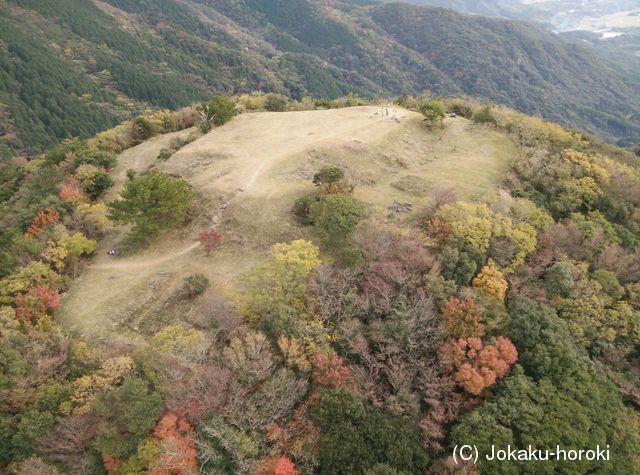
[[58, 106, 516, 340]]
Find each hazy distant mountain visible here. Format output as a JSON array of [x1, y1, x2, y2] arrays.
[[393, 1, 640, 30]]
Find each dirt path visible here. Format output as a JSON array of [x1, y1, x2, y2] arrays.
[[94, 242, 201, 270]]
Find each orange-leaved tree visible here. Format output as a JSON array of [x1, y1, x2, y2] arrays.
[[439, 337, 517, 395], [254, 456, 299, 475], [25, 209, 60, 237], [149, 412, 197, 475]]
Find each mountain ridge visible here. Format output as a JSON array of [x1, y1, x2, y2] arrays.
[[0, 0, 638, 155]]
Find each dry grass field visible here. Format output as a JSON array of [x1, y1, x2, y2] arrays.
[[58, 106, 516, 342]]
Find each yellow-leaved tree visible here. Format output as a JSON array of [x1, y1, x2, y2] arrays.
[[473, 265, 508, 303], [238, 240, 324, 340]]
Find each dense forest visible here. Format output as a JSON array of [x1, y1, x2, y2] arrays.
[[1, 93, 639, 473], [0, 0, 639, 156]]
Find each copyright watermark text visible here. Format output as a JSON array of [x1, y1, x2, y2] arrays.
[[452, 444, 610, 464]]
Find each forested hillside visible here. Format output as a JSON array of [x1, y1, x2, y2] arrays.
[[1, 92, 640, 473], [0, 0, 639, 156]]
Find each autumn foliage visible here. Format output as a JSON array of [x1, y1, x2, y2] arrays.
[[60, 175, 87, 204], [150, 412, 197, 475], [25, 208, 60, 237], [197, 228, 224, 255], [439, 337, 518, 395], [441, 296, 485, 338], [15, 285, 61, 323], [472, 265, 508, 302], [60, 184, 86, 203], [312, 354, 357, 392], [426, 215, 452, 244], [254, 456, 299, 475], [102, 453, 122, 474]]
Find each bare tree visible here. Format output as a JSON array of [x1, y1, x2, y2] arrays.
[[36, 414, 99, 474]]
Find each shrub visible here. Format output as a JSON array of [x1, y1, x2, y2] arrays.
[[312, 166, 351, 194], [313, 166, 345, 188], [449, 102, 473, 118], [473, 106, 498, 126], [173, 107, 199, 130], [199, 121, 212, 134], [181, 273, 210, 299], [157, 148, 174, 161], [75, 165, 114, 199], [197, 229, 224, 255], [264, 94, 290, 112], [197, 95, 236, 129], [131, 116, 156, 141], [238, 93, 268, 112], [310, 194, 366, 247], [419, 100, 445, 129], [293, 194, 317, 225], [208, 96, 236, 126], [69, 146, 116, 171], [313, 98, 332, 109]]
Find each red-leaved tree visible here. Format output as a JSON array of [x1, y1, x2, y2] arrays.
[[197, 229, 224, 255], [439, 337, 517, 395]]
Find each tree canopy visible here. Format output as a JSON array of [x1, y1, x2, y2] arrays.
[[107, 171, 193, 245]]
